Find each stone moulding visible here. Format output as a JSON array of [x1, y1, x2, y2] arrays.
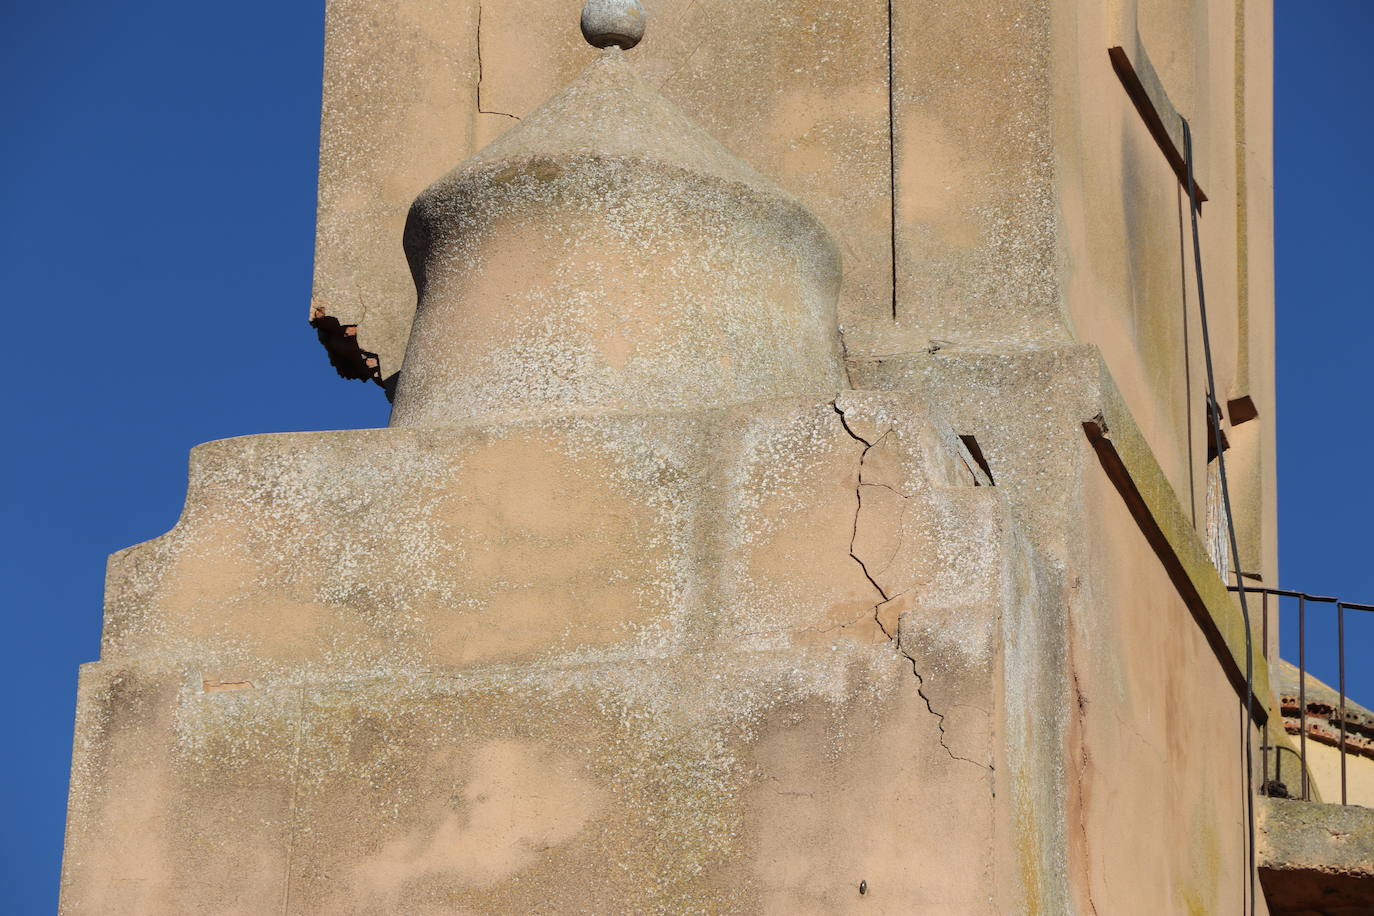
[[1082, 361, 1273, 726], [99, 393, 995, 677]]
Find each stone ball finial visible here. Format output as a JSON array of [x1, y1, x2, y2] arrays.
[[581, 0, 646, 50]]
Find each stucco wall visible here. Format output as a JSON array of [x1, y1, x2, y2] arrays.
[[66, 395, 1072, 912], [1071, 447, 1263, 914], [853, 342, 1274, 911], [63, 1, 1283, 910], [1054, 0, 1275, 583], [311, 0, 1275, 586]]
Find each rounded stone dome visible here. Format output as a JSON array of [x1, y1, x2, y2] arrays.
[[389, 50, 845, 427]]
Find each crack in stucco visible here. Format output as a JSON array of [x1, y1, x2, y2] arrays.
[[898, 643, 990, 771], [476, 5, 520, 121], [831, 402, 894, 603], [862, 479, 912, 499], [854, 483, 895, 607], [737, 608, 883, 642], [832, 401, 988, 772], [837, 331, 857, 389], [886, 0, 898, 320], [865, 485, 912, 578], [658, 33, 710, 91], [1072, 671, 1101, 916]]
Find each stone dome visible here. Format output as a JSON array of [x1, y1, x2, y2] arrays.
[[388, 49, 845, 427]]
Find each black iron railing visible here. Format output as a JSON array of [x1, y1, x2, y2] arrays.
[[1232, 585, 1374, 805]]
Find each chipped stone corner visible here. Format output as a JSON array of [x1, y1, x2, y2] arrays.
[[309, 300, 385, 388]]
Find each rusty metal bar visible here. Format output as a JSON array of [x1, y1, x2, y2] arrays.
[[1299, 595, 1308, 800], [1269, 730, 1280, 791], [1273, 743, 1305, 793], [1262, 590, 1270, 661], [1273, 735, 1281, 789], [1109, 47, 1209, 207], [1261, 725, 1271, 794], [1181, 118, 1256, 914], [1231, 586, 1336, 602], [1226, 585, 1374, 611], [1339, 602, 1348, 806]]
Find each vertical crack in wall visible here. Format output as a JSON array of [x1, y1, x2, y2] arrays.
[[476, 4, 520, 121], [1072, 670, 1101, 915], [899, 645, 989, 770], [886, 0, 899, 320], [832, 402, 895, 630], [832, 402, 988, 771]]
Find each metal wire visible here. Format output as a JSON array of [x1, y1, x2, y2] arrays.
[[1182, 118, 1258, 916]]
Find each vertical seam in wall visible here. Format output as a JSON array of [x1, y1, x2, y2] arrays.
[[887, 0, 898, 320], [1234, 0, 1249, 388]]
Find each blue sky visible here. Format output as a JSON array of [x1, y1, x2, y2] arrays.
[[1273, 7, 1374, 703], [0, 2, 1369, 910]]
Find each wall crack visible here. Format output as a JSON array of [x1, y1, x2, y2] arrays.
[[1073, 671, 1102, 915], [738, 609, 885, 642], [832, 401, 893, 617], [886, 0, 898, 320], [899, 643, 991, 771], [833, 401, 988, 772], [476, 5, 521, 121]]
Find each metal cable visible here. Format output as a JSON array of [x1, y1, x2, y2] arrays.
[[1182, 118, 1258, 916]]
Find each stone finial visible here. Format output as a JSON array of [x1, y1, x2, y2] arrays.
[[581, 0, 646, 50]]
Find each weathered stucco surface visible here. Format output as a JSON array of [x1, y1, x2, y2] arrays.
[[65, 651, 996, 913], [1074, 449, 1258, 914], [313, 0, 893, 384], [100, 397, 995, 671], [1257, 798, 1374, 916], [857, 343, 1277, 913], [65, 347, 1283, 913], [65, 395, 1046, 913], [63, 0, 1301, 911], [312, 0, 1277, 593], [1057, 0, 1276, 582], [390, 51, 846, 424]]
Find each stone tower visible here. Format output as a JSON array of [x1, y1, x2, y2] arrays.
[[62, 1, 1299, 913]]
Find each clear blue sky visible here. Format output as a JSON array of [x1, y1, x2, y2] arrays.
[[0, 2, 1368, 911]]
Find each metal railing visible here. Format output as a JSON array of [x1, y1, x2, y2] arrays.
[[1232, 585, 1374, 805]]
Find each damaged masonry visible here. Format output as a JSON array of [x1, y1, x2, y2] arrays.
[[62, 2, 1370, 915]]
